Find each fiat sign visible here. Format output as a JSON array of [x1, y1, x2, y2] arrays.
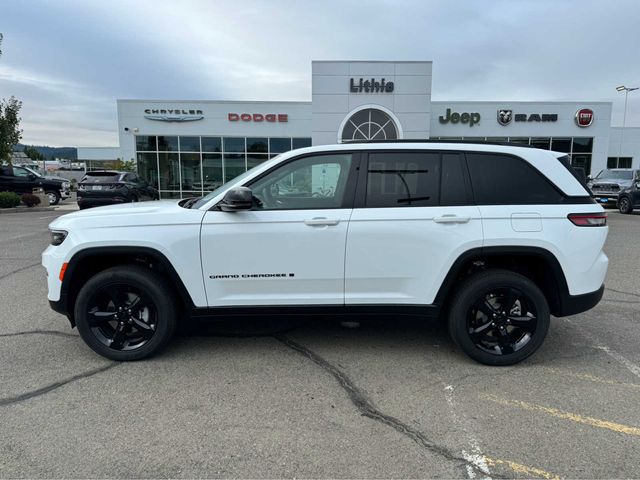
[[575, 108, 594, 127]]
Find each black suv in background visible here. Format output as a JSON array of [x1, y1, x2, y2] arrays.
[[0, 165, 70, 205], [588, 168, 640, 212], [77, 171, 158, 209]]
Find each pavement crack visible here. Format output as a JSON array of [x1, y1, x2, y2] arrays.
[[0, 330, 77, 339], [605, 287, 640, 299], [274, 335, 484, 473], [0, 262, 40, 281], [0, 363, 119, 407]]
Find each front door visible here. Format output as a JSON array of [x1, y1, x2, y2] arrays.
[[200, 152, 358, 307]]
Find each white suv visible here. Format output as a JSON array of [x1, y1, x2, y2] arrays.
[[42, 142, 608, 365]]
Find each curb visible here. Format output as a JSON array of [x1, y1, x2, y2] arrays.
[[0, 206, 56, 214]]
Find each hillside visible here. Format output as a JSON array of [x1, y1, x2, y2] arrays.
[[13, 144, 77, 160]]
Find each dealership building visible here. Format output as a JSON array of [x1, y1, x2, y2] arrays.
[[81, 60, 640, 199]]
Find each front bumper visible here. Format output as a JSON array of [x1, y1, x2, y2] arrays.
[[593, 194, 619, 206]]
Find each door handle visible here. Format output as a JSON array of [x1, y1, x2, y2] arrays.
[[433, 215, 471, 224], [304, 218, 340, 226]]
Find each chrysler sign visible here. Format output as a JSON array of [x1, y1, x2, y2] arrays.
[[144, 109, 204, 122]]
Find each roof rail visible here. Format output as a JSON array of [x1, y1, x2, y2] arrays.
[[342, 139, 536, 148]]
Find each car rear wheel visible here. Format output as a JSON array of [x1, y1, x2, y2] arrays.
[[448, 269, 550, 366], [74, 265, 177, 361], [45, 190, 60, 205], [618, 197, 633, 214]]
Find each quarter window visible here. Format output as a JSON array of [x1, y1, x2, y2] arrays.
[[250, 154, 352, 210], [466, 153, 563, 205], [365, 152, 440, 207]]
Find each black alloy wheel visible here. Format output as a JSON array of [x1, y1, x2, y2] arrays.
[[85, 283, 156, 351], [467, 287, 537, 356], [618, 197, 633, 214], [75, 265, 177, 361], [448, 269, 550, 366]]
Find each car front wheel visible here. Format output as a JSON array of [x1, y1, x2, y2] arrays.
[[45, 190, 60, 205], [448, 269, 550, 366], [74, 265, 177, 361], [618, 196, 633, 214]]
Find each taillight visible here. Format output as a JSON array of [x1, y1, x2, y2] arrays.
[[568, 212, 607, 227]]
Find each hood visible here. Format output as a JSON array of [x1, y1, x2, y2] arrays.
[[590, 179, 633, 187], [50, 200, 206, 231]]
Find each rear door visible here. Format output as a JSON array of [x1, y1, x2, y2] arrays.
[[345, 150, 483, 305]]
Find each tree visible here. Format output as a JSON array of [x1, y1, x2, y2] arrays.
[[0, 33, 3, 58], [115, 158, 136, 172], [23, 145, 44, 161], [0, 96, 23, 164]]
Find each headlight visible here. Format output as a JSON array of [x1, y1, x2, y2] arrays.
[[62, 182, 70, 188], [50, 230, 68, 246]]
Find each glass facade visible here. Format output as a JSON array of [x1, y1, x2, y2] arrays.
[[607, 157, 633, 169], [431, 136, 595, 174], [136, 136, 311, 199]]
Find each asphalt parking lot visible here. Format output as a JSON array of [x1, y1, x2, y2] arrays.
[[1, 207, 640, 479]]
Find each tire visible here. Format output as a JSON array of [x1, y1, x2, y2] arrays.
[[45, 190, 60, 206], [618, 196, 633, 214], [74, 265, 177, 361], [448, 269, 550, 366]]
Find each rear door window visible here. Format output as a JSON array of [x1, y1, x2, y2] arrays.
[[466, 153, 564, 205], [365, 152, 440, 207]]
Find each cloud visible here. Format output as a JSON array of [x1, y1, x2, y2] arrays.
[[1, 0, 640, 146]]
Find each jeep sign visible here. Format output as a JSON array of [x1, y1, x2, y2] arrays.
[[439, 108, 481, 127]]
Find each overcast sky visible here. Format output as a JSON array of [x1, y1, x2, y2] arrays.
[[1, 0, 639, 147]]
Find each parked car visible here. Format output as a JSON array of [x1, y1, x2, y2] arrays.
[[77, 171, 158, 209], [615, 176, 640, 214], [587, 168, 640, 209], [0, 165, 70, 205], [43, 142, 608, 366]]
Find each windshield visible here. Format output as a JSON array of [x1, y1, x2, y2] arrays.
[[595, 170, 634, 180], [82, 173, 123, 183], [190, 154, 283, 209], [23, 166, 43, 177]]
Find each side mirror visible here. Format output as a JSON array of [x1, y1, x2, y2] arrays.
[[586, 175, 593, 182], [219, 186, 253, 212], [28, 173, 37, 180]]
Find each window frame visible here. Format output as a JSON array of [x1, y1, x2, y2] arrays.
[[353, 150, 474, 209], [217, 151, 362, 211]]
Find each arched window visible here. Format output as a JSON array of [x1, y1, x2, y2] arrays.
[[340, 108, 398, 142]]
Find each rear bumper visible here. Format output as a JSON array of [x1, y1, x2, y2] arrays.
[[77, 196, 129, 208], [556, 284, 604, 317]]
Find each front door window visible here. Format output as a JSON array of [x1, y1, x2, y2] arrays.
[[249, 154, 352, 210]]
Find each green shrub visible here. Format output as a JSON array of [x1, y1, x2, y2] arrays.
[[21, 193, 41, 207], [0, 191, 21, 208], [70, 178, 78, 192]]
